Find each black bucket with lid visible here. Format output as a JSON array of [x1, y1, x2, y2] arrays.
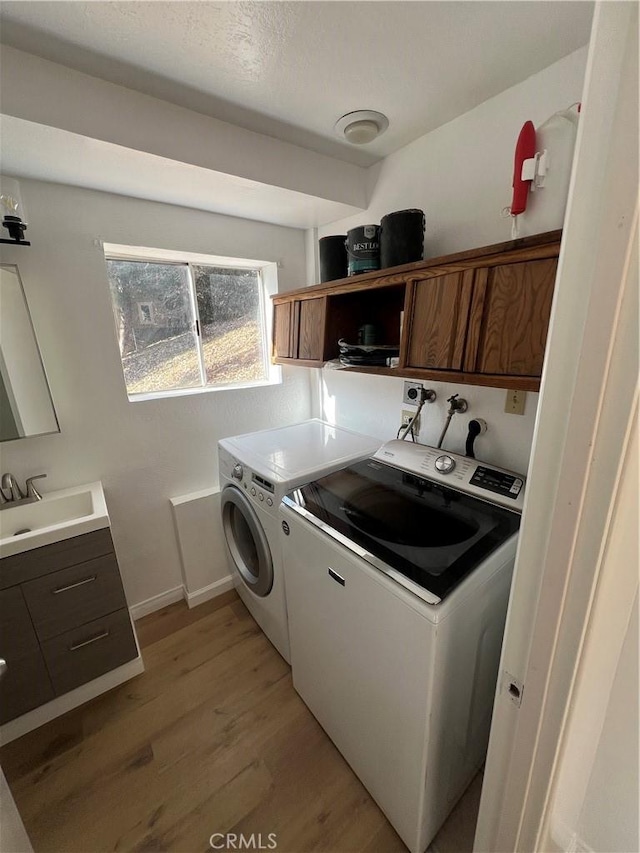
[[380, 209, 425, 268], [346, 225, 380, 276], [319, 235, 348, 282]]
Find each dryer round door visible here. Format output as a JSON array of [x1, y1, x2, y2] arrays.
[[221, 485, 274, 597]]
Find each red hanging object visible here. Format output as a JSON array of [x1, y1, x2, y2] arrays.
[[510, 120, 537, 216]]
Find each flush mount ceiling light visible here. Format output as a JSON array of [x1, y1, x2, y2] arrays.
[[335, 110, 389, 145]]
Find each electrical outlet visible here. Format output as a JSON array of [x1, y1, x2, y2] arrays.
[[403, 380, 423, 405], [504, 389, 526, 415], [401, 409, 421, 432]]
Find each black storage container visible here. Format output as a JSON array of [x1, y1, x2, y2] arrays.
[[319, 235, 348, 282], [380, 209, 425, 268]]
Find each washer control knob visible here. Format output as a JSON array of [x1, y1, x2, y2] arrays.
[[232, 463, 243, 481], [258, 492, 264, 501], [250, 487, 257, 496], [266, 497, 274, 507], [435, 454, 456, 474]]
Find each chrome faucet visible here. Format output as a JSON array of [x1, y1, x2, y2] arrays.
[[0, 473, 47, 509]]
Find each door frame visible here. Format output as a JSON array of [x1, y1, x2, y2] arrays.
[[474, 3, 639, 850]]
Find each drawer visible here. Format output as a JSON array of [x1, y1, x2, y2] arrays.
[[42, 609, 138, 696], [1, 528, 115, 589], [22, 553, 127, 641]]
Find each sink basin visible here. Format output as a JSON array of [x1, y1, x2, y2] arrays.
[[0, 482, 109, 558]]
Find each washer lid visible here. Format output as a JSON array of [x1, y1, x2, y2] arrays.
[[285, 456, 521, 601], [219, 419, 381, 484]]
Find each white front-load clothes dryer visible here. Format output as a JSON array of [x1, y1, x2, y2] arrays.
[[218, 420, 382, 663]]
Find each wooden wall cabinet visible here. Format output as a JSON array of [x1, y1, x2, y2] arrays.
[[273, 297, 327, 364], [464, 258, 558, 377], [0, 529, 138, 724], [271, 231, 561, 391], [404, 271, 474, 371]]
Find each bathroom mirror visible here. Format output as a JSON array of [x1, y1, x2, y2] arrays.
[[0, 264, 59, 441]]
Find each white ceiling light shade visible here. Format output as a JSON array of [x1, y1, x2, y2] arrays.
[[335, 110, 389, 145]]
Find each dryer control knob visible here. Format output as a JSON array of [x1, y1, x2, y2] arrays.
[[232, 463, 243, 481], [258, 493, 264, 501], [435, 454, 456, 474], [266, 497, 273, 506], [250, 487, 257, 496]]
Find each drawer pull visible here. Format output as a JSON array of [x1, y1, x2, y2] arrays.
[[53, 575, 97, 595], [69, 630, 110, 651], [328, 567, 345, 586]]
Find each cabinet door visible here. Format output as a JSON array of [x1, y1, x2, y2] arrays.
[[272, 301, 295, 359], [467, 258, 557, 376], [405, 270, 474, 370], [297, 298, 326, 361], [0, 587, 54, 724]]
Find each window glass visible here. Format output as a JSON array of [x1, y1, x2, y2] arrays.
[[192, 265, 267, 386], [106, 260, 201, 395], [105, 255, 272, 398]]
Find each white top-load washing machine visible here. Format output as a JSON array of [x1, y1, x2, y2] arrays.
[[217, 420, 382, 663], [281, 439, 525, 852]]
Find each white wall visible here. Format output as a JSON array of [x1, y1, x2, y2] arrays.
[[0, 179, 312, 610], [317, 47, 588, 256], [316, 370, 536, 475], [311, 47, 587, 475]]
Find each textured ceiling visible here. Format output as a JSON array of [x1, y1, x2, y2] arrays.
[[0, 1, 594, 167]]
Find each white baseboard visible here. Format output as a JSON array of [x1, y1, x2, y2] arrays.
[[129, 577, 235, 620], [129, 585, 185, 621], [0, 655, 145, 745], [185, 575, 235, 609]]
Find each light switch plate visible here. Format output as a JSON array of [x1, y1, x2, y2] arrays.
[[505, 390, 526, 415]]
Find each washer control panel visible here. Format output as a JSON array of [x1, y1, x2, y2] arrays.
[[219, 447, 279, 515], [242, 471, 277, 511], [373, 440, 526, 512], [470, 466, 524, 499]]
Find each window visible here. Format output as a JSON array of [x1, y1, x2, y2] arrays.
[[103, 246, 277, 399]]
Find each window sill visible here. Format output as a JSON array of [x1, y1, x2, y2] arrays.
[[127, 371, 282, 403]]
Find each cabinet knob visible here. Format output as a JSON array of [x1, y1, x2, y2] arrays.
[[0, 658, 8, 681]]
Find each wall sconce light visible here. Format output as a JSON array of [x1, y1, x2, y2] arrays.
[[0, 177, 30, 245]]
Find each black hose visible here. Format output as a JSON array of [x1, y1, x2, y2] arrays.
[[465, 419, 483, 458]]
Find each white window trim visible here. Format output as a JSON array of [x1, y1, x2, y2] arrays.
[[103, 243, 281, 401]]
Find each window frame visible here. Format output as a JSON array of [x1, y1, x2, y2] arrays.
[[103, 243, 280, 401]]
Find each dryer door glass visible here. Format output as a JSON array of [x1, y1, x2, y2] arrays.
[[221, 486, 274, 597]]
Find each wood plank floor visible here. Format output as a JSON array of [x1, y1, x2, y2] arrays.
[[1, 594, 480, 853]]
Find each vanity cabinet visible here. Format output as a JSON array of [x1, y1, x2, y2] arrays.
[[0, 528, 137, 724], [271, 230, 561, 391]]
